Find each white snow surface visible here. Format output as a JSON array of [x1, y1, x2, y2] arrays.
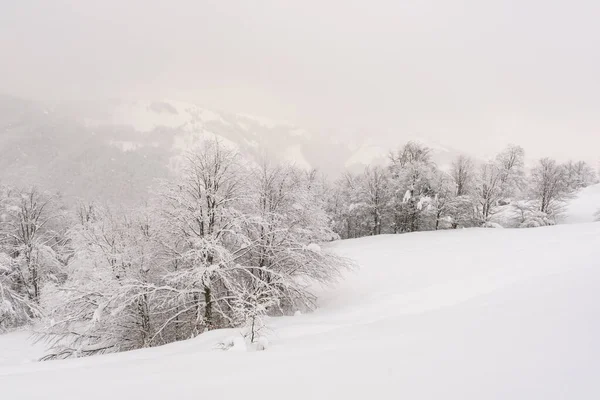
[[2, 223, 600, 399], [0, 331, 46, 367], [564, 183, 600, 224]]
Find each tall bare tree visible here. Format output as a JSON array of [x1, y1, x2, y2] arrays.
[[496, 144, 526, 198], [473, 162, 503, 221], [450, 155, 475, 196], [361, 166, 390, 235], [529, 158, 572, 215]]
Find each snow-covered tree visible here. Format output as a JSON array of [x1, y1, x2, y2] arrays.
[[450, 155, 475, 196], [38, 205, 164, 359], [327, 171, 380, 239], [472, 162, 503, 222], [0, 187, 65, 304], [446, 155, 479, 228], [157, 139, 248, 333], [563, 160, 598, 191], [389, 141, 432, 167], [446, 195, 479, 229], [426, 171, 456, 230], [326, 174, 357, 239], [243, 161, 346, 314], [528, 158, 572, 216], [37, 139, 351, 359], [388, 142, 436, 232], [361, 166, 390, 235], [496, 144, 526, 199], [471, 146, 526, 223], [0, 251, 40, 331], [19, 134, 600, 359]]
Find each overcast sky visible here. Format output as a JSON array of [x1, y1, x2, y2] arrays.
[[1, 0, 599, 162]]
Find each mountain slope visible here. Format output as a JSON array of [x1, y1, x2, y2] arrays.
[[0, 95, 170, 205], [2, 222, 599, 399], [0, 95, 462, 204]]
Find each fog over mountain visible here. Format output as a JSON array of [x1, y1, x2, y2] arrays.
[[1, 1, 599, 202], [1, 94, 470, 203], [1, 0, 599, 167]]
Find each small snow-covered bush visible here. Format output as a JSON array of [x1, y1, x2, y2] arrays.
[[511, 200, 557, 229], [519, 211, 556, 228]]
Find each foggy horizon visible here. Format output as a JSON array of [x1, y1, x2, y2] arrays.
[[2, 0, 599, 163]]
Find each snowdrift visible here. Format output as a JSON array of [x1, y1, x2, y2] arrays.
[[564, 183, 600, 224], [1, 223, 600, 399]]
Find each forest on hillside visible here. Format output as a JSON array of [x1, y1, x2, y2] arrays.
[[1, 139, 598, 359]]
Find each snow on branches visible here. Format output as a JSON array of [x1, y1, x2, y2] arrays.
[[34, 139, 350, 359]]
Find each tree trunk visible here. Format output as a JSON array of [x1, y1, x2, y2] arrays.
[[25, 245, 40, 304], [138, 295, 151, 347], [204, 285, 213, 330]]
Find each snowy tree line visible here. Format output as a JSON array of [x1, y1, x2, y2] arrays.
[[0, 140, 348, 358], [0, 138, 597, 358], [327, 142, 598, 238]]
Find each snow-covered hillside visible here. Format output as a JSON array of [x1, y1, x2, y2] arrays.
[[90, 99, 461, 173], [75, 99, 341, 171], [2, 223, 599, 399], [564, 183, 600, 224]]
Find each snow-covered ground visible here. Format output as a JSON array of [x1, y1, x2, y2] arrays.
[[2, 223, 600, 399], [0, 330, 46, 367], [564, 183, 600, 224]]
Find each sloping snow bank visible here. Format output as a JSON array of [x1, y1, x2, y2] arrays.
[[1, 223, 600, 399], [563, 183, 600, 224], [0, 331, 46, 367]]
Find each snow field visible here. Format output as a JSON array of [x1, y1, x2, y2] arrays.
[[1, 222, 600, 399]]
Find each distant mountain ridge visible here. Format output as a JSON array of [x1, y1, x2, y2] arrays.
[[0, 95, 466, 204]]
